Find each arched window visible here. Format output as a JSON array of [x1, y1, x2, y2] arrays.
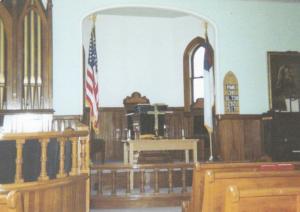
[[191, 46, 205, 102], [183, 37, 206, 112]]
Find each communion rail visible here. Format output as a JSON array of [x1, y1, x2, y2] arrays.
[[90, 163, 193, 208], [0, 129, 90, 212]]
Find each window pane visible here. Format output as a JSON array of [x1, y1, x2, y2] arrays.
[[193, 78, 204, 101], [193, 47, 205, 78]]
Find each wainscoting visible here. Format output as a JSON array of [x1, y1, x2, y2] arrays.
[[216, 114, 263, 161], [96, 108, 264, 162]]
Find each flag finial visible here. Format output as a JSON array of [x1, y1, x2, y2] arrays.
[[89, 14, 97, 26], [204, 22, 208, 38]]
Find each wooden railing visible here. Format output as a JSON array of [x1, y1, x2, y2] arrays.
[[90, 163, 193, 209], [0, 129, 89, 182], [0, 129, 90, 212]]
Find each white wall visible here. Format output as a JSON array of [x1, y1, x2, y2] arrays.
[[83, 15, 209, 107], [52, 0, 300, 115]]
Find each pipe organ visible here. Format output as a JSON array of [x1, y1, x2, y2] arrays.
[[0, 0, 53, 111], [0, 18, 6, 110]]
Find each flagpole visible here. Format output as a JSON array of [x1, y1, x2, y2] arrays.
[[204, 22, 215, 162], [207, 127, 214, 161]]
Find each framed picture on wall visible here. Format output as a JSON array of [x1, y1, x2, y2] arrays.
[[268, 51, 300, 112]]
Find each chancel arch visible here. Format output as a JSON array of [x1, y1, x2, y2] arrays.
[[81, 7, 216, 163], [81, 7, 216, 108]]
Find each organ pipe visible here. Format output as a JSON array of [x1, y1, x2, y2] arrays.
[[23, 15, 29, 109]]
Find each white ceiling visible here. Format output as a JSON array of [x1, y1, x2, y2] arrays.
[[99, 7, 188, 18], [240, 0, 300, 2], [98, 0, 299, 18]]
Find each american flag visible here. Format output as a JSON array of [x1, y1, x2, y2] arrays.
[[85, 26, 99, 129]]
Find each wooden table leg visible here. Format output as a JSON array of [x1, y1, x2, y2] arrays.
[[129, 145, 134, 190], [123, 142, 128, 164], [185, 150, 189, 163], [193, 146, 198, 162]]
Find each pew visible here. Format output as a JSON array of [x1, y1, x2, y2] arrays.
[[184, 162, 300, 212], [202, 169, 300, 212], [0, 191, 22, 212], [0, 175, 88, 212], [225, 185, 300, 212]]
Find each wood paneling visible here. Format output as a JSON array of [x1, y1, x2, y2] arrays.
[[97, 107, 206, 162], [97, 109, 263, 162], [216, 114, 262, 161], [98, 108, 126, 161], [0, 174, 87, 212]]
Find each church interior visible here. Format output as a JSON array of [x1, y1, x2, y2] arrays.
[[1, 0, 300, 211]]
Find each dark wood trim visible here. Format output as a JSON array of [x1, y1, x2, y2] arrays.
[[0, 109, 54, 114], [91, 193, 190, 209], [53, 115, 81, 120], [216, 114, 263, 120], [99, 106, 185, 112], [99, 107, 124, 112], [216, 114, 263, 161]]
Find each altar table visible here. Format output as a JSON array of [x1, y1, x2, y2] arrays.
[[123, 139, 199, 164]]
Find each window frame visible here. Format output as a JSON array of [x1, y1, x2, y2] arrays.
[[183, 37, 206, 112]]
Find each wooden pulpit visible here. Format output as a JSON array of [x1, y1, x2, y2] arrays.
[[123, 92, 168, 138], [123, 92, 171, 163]]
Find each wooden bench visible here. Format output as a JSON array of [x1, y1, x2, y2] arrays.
[[0, 174, 88, 212], [0, 191, 22, 212], [225, 186, 300, 212], [202, 169, 300, 212], [183, 162, 300, 212]]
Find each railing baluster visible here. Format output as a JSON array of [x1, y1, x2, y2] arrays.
[[57, 137, 66, 178], [70, 137, 78, 176], [112, 170, 116, 195], [89, 163, 194, 203], [38, 138, 49, 181], [140, 169, 145, 193], [126, 170, 130, 193], [15, 139, 25, 183], [80, 138, 85, 172], [181, 167, 187, 193], [154, 168, 159, 193], [79, 135, 90, 174], [168, 168, 173, 193], [97, 170, 103, 195]]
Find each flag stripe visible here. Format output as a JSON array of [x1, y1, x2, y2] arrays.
[[85, 26, 99, 129]]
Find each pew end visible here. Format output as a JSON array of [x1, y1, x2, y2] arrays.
[[0, 190, 23, 212], [225, 185, 300, 212]]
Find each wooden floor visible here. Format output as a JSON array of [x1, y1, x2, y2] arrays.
[[91, 207, 181, 212]]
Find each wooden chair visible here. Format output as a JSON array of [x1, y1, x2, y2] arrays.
[[123, 91, 150, 112], [225, 186, 300, 212], [184, 162, 300, 212]]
